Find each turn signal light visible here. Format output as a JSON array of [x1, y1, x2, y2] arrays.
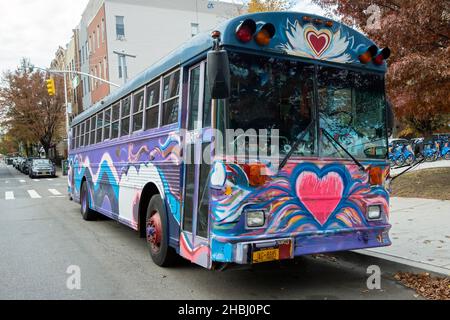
[[369, 166, 383, 186], [373, 47, 391, 65], [359, 45, 378, 64], [243, 163, 268, 187], [236, 19, 256, 43], [255, 23, 275, 46]]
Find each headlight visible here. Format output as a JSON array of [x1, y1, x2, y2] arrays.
[[367, 206, 382, 220], [246, 210, 265, 228]]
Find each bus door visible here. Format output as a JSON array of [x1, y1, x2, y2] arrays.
[[181, 62, 212, 268]]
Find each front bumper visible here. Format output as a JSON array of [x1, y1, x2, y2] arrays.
[[214, 227, 391, 265]]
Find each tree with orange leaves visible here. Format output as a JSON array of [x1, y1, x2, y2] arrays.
[[312, 0, 450, 137], [0, 59, 66, 157], [247, 0, 295, 13]]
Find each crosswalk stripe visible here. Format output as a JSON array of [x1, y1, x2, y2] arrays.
[[47, 179, 54, 181], [5, 191, 14, 200], [20, 180, 26, 183], [48, 189, 62, 196], [33, 179, 40, 182], [27, 190, 42, 199]]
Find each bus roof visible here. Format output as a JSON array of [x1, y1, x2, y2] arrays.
[[72, 11, 386, 126]]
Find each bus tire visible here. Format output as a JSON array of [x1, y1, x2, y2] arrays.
[[146, 195, 177, 267], [80, 182, 97, 221]]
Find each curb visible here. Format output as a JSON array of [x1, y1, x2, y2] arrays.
[[355, 249, 450, 277]]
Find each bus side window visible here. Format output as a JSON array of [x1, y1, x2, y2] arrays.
[[80, 122, 85, 148], [162, 70, 180, 126], [121, 97, 131, 136], [111, 103, 120, 139], [84, 119, 90, 146], [145, 81, 160, 130], [104, 108, 111, 141], [90, 117, 96, 145], [96, 112, 104, 143], [132, 90, 145, 132]]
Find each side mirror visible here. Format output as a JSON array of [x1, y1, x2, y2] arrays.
[[386, 101, 394, 137], [207, 50, 230, 99]]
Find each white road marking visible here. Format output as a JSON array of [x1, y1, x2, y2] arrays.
[[5, 191, 14, 200], [47, 179, 54, 181], [27, 190, 42, 199], [20, 180, 26, 183], [5, 181, 9, 184], [48, 189, 62, 196], [33, 179, 40, 182]]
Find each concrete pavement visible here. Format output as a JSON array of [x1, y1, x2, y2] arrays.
[[361, 197, 450, 276]]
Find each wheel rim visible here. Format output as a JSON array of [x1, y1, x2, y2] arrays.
[[146, 211, 162, 254]]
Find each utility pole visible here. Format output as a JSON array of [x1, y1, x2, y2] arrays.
[[113, 51, 137, 84]]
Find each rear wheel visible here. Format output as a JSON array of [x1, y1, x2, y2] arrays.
[[146, 195, 177, 267], [80, 182, 97, 221]]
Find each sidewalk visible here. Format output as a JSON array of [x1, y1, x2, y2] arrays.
[[359, 197, 450, 276], [391, 159, 450, 177]]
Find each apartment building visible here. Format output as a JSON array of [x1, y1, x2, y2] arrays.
[[76, 0, 242, 110]]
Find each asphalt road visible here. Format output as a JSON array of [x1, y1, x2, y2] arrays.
[[0, 161, 421, 300]]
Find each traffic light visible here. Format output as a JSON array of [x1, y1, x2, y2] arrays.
[[46, 78, 56, 96]]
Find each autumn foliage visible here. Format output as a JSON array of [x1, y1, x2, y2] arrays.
[[312, 0, 450, 137], [0, 60, 66, 156], [247, 0, 294, 13]]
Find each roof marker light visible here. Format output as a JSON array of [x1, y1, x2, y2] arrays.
[[359, 45, 378, 64], [373, 47, 391, 65], [236, 19, 257, 43], [255, 23, 276, 46]]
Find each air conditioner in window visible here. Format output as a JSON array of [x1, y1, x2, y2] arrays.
[[117, 35, 126, 41]]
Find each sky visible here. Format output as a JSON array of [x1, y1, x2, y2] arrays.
[[0, 0, 323, 74]]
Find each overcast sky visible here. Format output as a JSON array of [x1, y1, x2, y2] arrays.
[[0, 0, 323, 74]]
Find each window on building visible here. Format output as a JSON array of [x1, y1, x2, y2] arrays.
[[145, 81, 160, 130], [116, 16, 125, 39], [191, 23, 199, 37], [121, 96, 131, 136], [96, 112, 104, 143], [97, 25, 100, 48], [102, 18, 106, 43], [104, 108, 111, 140], [99, 61, 103, 80], [104, 57, 107, 79], [111, 103, 120, 139], [90, 117, 96, 145], [132, 90, 145, 132], [162, 70, 180, 126]]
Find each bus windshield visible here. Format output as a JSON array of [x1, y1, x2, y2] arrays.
[[225, 51, 388, 160]]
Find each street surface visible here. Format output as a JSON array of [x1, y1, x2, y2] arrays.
[[0, 162, 422, 300]]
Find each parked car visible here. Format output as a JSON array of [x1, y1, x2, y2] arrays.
[[22, 157, 40, 175], [28, 158, 56, 178]]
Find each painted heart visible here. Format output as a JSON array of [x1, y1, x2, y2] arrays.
[[296, 171, 344, 226], [306, 30, 331, 57]]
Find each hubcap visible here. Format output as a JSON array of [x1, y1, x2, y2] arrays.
[[146, 211, 162, 254]]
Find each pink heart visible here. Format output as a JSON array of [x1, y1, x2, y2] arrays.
[[306, 31, 330, 57], [296, 172, 344, 226]]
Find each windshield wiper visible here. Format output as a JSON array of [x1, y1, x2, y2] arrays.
[[321, 128, 366, 172], [279, 121, 315, 171]]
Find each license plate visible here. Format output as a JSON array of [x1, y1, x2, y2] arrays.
[[252, 248, 280, 264]]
